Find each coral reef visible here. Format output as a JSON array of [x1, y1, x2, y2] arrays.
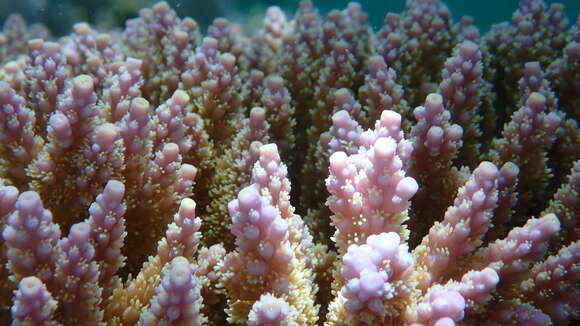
[[0, 0, 578, 325]]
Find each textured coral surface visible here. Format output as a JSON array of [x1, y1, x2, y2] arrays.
[[0, 0, 578, 325]]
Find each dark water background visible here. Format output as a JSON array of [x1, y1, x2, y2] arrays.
[[1, 0, 579, 36]]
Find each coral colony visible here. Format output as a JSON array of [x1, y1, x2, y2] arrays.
[[0, 0, 579, 325]]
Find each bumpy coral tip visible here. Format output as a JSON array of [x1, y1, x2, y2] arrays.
[[16, 191, 42, 214], [251, 107, 266, 120], [238, 186, 261, 209], [179, 164, 198, 180], [162, 143, 179, 160], [426, 93, 444, 107], [153, 1, 170, 11], [334, 88, 351, 102], [260, 143, 279, 160], [69, 221, 91, 242], [368, 232, 401, 255], [262, 302, 282, 321], [27, 38, 43, 49], [249, 294, 295, 326], [267, 75, 284, 88], [426, 126, 444, 144], [178, 198, 196, 217], [49, 112, 71, 133], [525, 92, 546, 112], [73, 74, 94, 94], [105, 180, 125, 197], [374, 137, 397, 159], [172, 89, 190, 105], [458, 40, 479, 58], [220, 53, 236, 70], [380, 110, 402, 127], [131, 97, 150, 114], [433, 291, 465, 318], [396, 177, 419, 200], [475, 161, 499, 179], [95, 123, 118, 148], [501, 162, 519, 178], [329, 151, 349, 174], [433, 317, 456, 326], [368, 55, 385, 73], [524, 61, 541, 73], [19, 276, 43, 297], [1, 185, 19, 213], [169, 256, 191, 287]]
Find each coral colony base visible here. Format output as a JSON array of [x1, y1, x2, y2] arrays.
[[0, 0, 578, 325]]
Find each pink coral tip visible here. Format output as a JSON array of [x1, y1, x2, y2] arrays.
[[260, 143, 279, 161], [104, 180, 125, 198], [94, 123, 118, 148], [396, 177, 419, 201], [374, 137, 397, 160], [458, 41, 479, 59], [380, 110, 402, 128], [178, 198, 196, 218], [73, 74, 94, 98]]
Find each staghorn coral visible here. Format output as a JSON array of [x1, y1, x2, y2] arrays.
[[0, 1, 579, 325]]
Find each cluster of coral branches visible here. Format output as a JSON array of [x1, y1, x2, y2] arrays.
[[0, 0, 579, 325]]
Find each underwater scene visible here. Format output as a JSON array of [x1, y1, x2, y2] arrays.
[[0, 0, 579, 325]]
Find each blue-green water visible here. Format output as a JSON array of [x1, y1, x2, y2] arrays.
[[1, 0, 578, 36]]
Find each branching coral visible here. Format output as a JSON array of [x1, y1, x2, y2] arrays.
[[0, 0, 578, 325]]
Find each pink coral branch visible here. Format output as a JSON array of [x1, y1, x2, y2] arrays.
[[140, 256, 204, 325], [2, 191, 60, 283], [11, 276, 60, 326]]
